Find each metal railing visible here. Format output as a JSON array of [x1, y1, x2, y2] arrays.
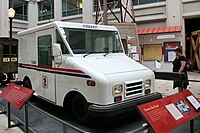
[[0, 96, 149, 133]]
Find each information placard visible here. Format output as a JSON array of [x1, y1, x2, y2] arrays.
[[143, 44, 163, 61], [0, 83, 34, 109], [137, 90, 200, 133], [164, 41, 180, 62]]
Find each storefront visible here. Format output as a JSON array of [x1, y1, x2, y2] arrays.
[[138, 26, 183, 71]]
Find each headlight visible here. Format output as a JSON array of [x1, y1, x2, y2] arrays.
[[112, 84, 123, 96], [144, 79, 151, 89]]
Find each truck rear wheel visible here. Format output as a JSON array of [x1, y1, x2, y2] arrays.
[[23, 79, 35, 101], [23, 79, 32, 89], [71, 94, 90, 123]]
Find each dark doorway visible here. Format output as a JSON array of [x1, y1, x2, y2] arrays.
[[185, 17, 200, 71]]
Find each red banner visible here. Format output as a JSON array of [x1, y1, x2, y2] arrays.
[[137, 90, 200, 133], [0, 83, 34, 109]]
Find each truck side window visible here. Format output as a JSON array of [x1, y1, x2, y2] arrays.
[[56, 30, 69, 54], [38, 35, 52, 67]]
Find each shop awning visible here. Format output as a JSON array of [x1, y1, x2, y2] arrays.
[[137, 26, 182, 35]]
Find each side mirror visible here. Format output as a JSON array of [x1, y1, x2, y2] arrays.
[[52, 43, 62, 64], [154, 60, 161, 70], [53, 43, 62, 57]]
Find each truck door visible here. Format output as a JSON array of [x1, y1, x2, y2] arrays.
[[36, 29, 56, 103]]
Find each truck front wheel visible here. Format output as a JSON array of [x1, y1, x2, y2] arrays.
[[72, 94, 90, 123]]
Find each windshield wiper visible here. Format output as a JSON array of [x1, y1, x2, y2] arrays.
[[83, 52, 106, 57], [83, 50, 123, 57], [83, 52, 94, 57], [103, 51, 112, 57]]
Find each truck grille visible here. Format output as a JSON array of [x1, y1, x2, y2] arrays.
[[125, 80, 143, 98]]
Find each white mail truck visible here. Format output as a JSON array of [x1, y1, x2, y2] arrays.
[[17, 21, 162, 123]]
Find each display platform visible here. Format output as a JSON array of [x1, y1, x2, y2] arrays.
[[0, 95, 148, 133]]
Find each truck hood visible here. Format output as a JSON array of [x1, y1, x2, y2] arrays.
[[68, 55, 148, 75]]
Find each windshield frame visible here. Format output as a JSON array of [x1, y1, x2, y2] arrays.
[[60, 27, 124, 56]]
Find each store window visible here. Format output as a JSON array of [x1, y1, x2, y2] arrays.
[[133, 0, 166, 5], [9, 0, 28, 21], [38, 0, 54, 21], [62, 0, 82, 17], [93, 0, 165, 12], [93, 0, 120, 12]]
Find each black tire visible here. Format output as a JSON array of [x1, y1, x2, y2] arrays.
[[72, 94, 90, 123], [23, 79, 35, 101], [23, 79, 32, 89], [0, 73, 9, 85]]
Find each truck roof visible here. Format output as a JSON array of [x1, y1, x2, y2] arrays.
[[17, 21, 118, 36]]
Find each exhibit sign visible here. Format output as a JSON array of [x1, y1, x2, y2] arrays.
[[164, 41, 180, 62], [137, 90, 200, 133], [0, 83, 34, 109], [143, 44, 163, 61]]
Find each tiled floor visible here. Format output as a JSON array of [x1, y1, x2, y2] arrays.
[[0, 113, 23, 133], [155, 71, 200, 99]]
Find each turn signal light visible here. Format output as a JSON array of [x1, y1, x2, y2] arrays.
[[114, 96, 122, 102], [87, 80, 95, 86]]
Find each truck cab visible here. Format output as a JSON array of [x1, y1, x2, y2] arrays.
[[18, 21, 162, 123]]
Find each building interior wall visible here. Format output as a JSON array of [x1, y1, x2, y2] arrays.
[[1, 0, 200, 71]]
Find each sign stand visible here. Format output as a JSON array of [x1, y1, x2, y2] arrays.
[[190, 120, 194, 133], [24, 104, 29, 133], [7, 102, 19, 128], [0, 83, 34, 132], [137, 90, 200, 133]]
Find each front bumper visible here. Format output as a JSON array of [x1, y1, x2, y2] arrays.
[[88, 92, 162, 118]]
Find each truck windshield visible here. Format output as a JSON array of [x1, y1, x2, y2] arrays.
[[63, 28, 123, 54]]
